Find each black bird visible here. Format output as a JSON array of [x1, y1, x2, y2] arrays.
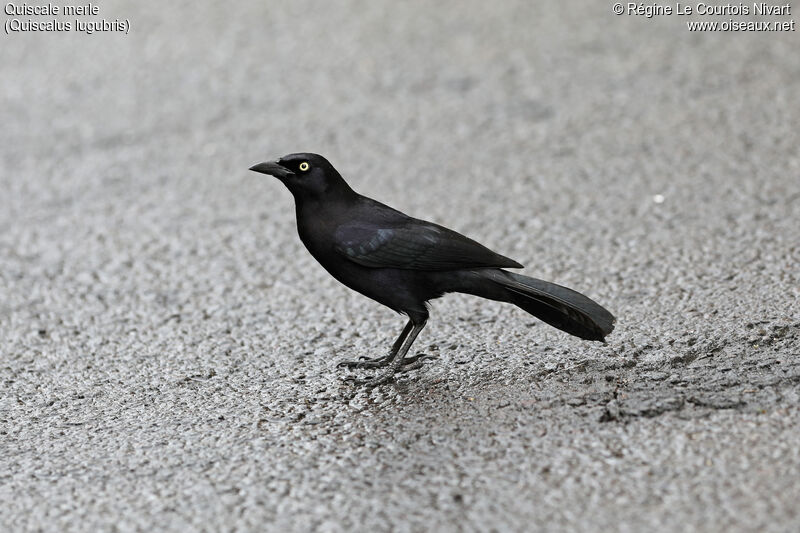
[[250, 153, 615, 386]]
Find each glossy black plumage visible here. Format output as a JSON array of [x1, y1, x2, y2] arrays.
[[334, 214, 522, 270], [250, 153, 615, 386]]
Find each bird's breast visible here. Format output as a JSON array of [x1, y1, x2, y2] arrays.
[[295, 205, 342, 264]]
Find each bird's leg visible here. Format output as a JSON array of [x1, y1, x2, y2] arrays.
[[337, 320, 413, 369], [348, 320, 426, 387]]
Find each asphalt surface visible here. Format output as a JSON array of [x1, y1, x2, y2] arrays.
[[1, 1, 799, 531]]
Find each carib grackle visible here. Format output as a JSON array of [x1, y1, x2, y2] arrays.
[[250, 153, 614, 386]]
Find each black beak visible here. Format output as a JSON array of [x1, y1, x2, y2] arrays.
[[249, 160, 294, 179]]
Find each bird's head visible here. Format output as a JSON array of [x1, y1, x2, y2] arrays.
[[249, 153, 353, 201]]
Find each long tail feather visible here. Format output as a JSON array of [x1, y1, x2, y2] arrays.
[[480, 270, 615, 341]]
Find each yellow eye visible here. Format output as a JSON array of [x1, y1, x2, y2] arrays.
[[299, 161, 310, 172]]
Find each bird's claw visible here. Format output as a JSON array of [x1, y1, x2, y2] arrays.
[[401, 352, 436, 366], [342, 353, 436, 386], [337, 352, 436, 370], [337, 355, 392, 369]]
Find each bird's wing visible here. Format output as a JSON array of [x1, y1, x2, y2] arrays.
[[334, 219, 523, 271]]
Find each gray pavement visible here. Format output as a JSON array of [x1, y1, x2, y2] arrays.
[[1, 1, 799, 531]]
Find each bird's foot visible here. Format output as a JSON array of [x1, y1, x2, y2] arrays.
[[337, 354, 392, 370], [343, 353, 436, 387], [396, 353, 436, 371]]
